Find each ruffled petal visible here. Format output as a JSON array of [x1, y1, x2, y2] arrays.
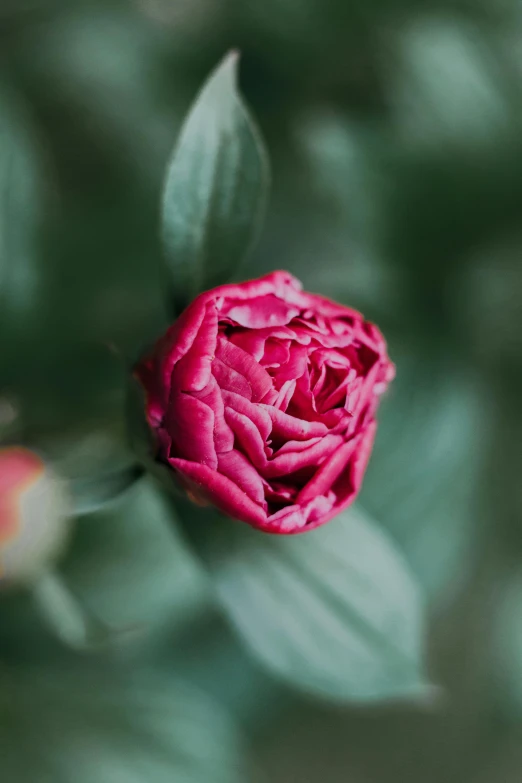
[[343, 421, 376, 501], [264, 495, 334, 533], [155, 296, 207, 397], [216, 339, 273, 402], [222, 295, 300, 329], [192, 376, 234, 453], [165, 391, 218, 470], [264, 434, 344, 478], [296, 438, 359, 504], [261, 406, 328, 440], [221, 390, 273, 442], [217, 450, 267, 506], [273, 344, 309, 385], [169, 458, 267, 527], [208, 270, 302, 305], [270, 379, 296, 412], [224, 407, 269, 469], [212, 358, 253, 400], [274, 437, 323, 456], [170, 302, 218, 392]]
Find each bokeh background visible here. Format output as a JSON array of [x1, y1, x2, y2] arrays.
[[1, 0, 522, 781]]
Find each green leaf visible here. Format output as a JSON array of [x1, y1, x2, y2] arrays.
[[178, 503, 427, 703], [161, 51, 270, 312], [32, 571, 118, 650], [70, 464, 145, 516], [0, 664, 246, 783], [360, 354, 489, 607], [489, 568, 522, 720], [0, 86, 46, 337], [61, 480, 206, 634], [390, 19, 510, 149], [0, 481, 206, 656]]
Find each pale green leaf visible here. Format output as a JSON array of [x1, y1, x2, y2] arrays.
[[32, 571, 118, 650], [70, 464, 145, 516], [360, 354, 489, 607], [162, 51, 270, 311], [179, 504, 427, 703], [390, 18, 510, 148], [61, 480, 206, 633], [0, 665, 246, 783]]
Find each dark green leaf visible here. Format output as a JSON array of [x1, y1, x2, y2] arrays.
[[0, 87, 47, 337], [161, 51, 270, 312], [490, 569, 522, 720], [178, 503, 427, 703]]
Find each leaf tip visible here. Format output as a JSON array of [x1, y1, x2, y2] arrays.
[[225, 48, 241, 67], [216, 49, 241, 88]]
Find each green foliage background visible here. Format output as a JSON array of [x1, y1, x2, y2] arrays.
[[1, 0, 522, 780]]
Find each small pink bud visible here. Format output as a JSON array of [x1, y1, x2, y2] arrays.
[[0, 447, 70, 584]]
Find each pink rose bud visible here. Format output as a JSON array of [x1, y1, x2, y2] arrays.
[[136, 272, 394, 534], [0, 447, 69, 583]]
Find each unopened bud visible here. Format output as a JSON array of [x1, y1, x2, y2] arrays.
[[0, 447, 70, 584]]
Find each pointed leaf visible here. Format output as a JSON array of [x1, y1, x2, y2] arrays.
[[162, 51, 270, 311]]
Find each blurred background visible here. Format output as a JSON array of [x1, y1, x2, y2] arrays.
[[1, 0, 522, 781]]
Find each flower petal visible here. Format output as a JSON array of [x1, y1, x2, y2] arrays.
[[165, 392, 218, 470], [218, 450, 267, 506], [221, 391, 273, 441], [224, 408, 269, 469], [229, 327, 293, 362], [154, 296, 208, 396], [192, 376, 234, 453], [222, 295, 300, 329], [274, 344, 309, 385], [264, 495, 334, 533], [296, 438, 359, 504], [170, 458, 267, 527], [212, 358, 253, 399], [261, 406, 328, 441], [331, 422, 376, 508], [216, 339, 273, 402], [344, 422, 376, 500], [171, 302, 218, 392], [274, 437, 323, 456], [264, 434, 344, 478], [209, 270, 303, 305], [270, 380, 296, 412]]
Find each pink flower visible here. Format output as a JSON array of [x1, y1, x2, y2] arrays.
[[136, 271, 394, 534]]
